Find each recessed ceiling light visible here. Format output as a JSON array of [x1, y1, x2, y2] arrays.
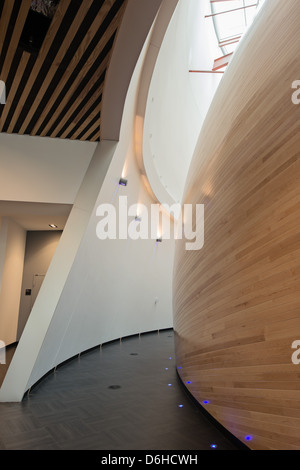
[[49, 224, 58, 229]]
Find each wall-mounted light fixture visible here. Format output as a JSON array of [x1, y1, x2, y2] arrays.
[[0, 80, 6, 104], [119, 178, 128, 187], [135, 215, 142, 222], [156, 237, 162, 243]]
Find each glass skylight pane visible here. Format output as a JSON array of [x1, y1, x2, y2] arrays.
[[211, 0, 266, 56], [213, 0, 244, 14], [216, 10, 245, 40]]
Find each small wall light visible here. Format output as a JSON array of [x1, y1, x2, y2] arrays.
[[0, 80, 6, 104], [119, 178, 128, 187], [156, 237, 162, 243]]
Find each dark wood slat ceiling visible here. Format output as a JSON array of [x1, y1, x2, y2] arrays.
[[0, 0, 128, 142]]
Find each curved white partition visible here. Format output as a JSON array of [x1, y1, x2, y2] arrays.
[[141, 0, 222, 206], [0, 0, 175, 402]]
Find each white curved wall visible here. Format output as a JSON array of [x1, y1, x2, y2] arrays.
[[0, 0, 222, 402], [25, 40, 175, 389], [143, 0, 222, 204], [0, 218, 26, 346], [0, 5, 175, 401]]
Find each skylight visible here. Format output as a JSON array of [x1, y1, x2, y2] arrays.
[[210, 0, 265, 56]]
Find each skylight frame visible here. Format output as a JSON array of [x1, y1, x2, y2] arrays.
[[210, 0, 264, 56]]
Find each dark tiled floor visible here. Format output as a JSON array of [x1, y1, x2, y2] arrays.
[[0, 330, 240, 450]]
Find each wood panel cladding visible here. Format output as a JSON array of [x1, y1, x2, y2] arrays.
[[0, 0, 127, 142], [173, 0, 300, 450]]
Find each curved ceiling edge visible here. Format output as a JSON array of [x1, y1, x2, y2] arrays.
[[134, 0, 179, 208], [100, 0, 165, 142]]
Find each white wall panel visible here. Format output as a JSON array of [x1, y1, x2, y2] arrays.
[[0, 133, 96, 204]]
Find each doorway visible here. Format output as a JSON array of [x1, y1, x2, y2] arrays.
[[30, 274, 46, 311]]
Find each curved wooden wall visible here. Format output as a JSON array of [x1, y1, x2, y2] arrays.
[[173, 0, 300, 450]]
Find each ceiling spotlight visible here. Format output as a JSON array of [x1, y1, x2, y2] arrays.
[[19, 1, 59, 55], [49, 224, 58, 229], [30, 0, 60, 19], [119, 178, 128, 187]]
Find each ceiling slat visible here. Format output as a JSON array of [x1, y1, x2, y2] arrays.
[[60, 95, 102, 140], [4, 0, 76, 134], [76, 117, 100, 142], [89, 128, 101, 142], [34, 1, 126, 139], [45, 45, 111, 139], [0, 0, 127, 142], [49, 5, 126, 140], [0, 0, 31, 83], [0, 0, 15, 60], [17, 0, 94, 135], [0, 51, 31, 127], [72, 111, 101, 141]]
